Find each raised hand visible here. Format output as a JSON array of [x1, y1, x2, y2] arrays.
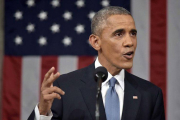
[[38, 67, 65, 115]]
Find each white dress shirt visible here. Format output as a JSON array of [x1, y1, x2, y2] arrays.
[[35, 105, 52, 120], [35, 58, 125, 120], [95, 58, 124, 120]]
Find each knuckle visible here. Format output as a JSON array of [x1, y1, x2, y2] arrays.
[[42, 95, 46, 100], [46, 79, 51, 84], [53, 86, 57, 91], [51, 87, 54, 91], [44, 73, 48, 78], [42, 90, 46, 95], [53, 93, 57, 97], [41, 88, 45, 93], [55, 87, 58, 91], [56, 93, 60, 98]]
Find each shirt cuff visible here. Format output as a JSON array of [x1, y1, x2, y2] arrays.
[[35, 104, 53, 120]]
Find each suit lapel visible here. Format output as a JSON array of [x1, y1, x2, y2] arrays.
[[79, 64, 106, 120], [79, 65, 142, 120], [121, 71, 141, 120]]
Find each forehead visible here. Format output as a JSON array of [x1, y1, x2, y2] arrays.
[[104, 14, 135, 29]]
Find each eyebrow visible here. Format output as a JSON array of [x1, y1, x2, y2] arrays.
[[131, 29, 137, 33], [112, 28, 137, 35], [112, 29, 124, 35]]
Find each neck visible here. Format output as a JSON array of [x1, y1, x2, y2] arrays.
[[98, 55, 121, 76]]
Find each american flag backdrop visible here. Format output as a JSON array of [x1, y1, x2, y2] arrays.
[[1, 0, 180, 120]]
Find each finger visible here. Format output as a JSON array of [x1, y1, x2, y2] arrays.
[[42, 86, 65, 95], [43, 93, 61, 100], [45, 73, 54, 85], [43, 67, 55, 82], [50, 72, 54, 80], [44, 72, 60, 87]]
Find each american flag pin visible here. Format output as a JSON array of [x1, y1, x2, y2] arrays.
[[133, 96, 138, 99]]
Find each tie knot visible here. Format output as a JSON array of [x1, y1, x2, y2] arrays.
[[109, 77, 117, 87]]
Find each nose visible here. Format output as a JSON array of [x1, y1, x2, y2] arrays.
[[123, 36, 133, 47]]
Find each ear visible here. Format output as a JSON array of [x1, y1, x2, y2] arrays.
[[89, 34, 101, 51]]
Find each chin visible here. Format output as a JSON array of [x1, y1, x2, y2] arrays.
[[120, 62, 133, 70]]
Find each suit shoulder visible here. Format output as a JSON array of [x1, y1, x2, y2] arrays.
[[56, 67, 86, 83], [125, 71, 162, 92], [54, 64, 94, 86]]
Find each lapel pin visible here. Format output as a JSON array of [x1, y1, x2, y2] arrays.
[[133, 96, 138, 99]]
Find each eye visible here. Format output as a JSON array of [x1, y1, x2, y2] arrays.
[[130, 31, 137, 36], [115, 31, 123, 37]]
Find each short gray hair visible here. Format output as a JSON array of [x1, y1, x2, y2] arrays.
[[91, 6, 131, 35]]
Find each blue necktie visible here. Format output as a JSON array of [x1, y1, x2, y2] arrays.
[[105, 77, 120, 120]]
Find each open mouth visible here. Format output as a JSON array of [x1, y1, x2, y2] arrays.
[[123, 51, 134, 59]]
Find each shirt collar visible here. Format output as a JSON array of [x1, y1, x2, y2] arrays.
[[95, 57, 125, 91]]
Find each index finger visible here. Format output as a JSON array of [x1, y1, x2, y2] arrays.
[[43, 67, 55, 82], [44, 72, 60, 87]]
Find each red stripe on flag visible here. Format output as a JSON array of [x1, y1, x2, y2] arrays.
[[2, 56, 22, 120], [41, 56, 58, 84], [78, 56, 95, 69], [150, 0, 167, 115]]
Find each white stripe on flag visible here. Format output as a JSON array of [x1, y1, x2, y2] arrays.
[[131, 0, 150, 81], [167, 0, 180, 120], [21, 57, 40, 120], [58, 56, 78, 75]]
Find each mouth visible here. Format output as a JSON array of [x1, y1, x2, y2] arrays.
[[123, 51, 134, 60]]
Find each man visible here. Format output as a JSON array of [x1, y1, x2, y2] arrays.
[[28, 6, 165, 120]]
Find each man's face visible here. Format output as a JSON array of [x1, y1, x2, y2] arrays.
[[98, 14, 137, 71]]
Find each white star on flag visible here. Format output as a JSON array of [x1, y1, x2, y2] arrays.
[[14, 11, 23, 20], [88, 11, 95, 20], [51, 0, 60, 8], [38, 11, 48, 20], [26, 0, 35, 7], [101, 0, 109, 7], [50, 24, 60, 33], [75, 24, 85, 34], [26, 23, 35, 33], [63, 11, 72, 21], [14, 36, 23, 45], [76, 0, 85, 8], [38, 36, 47, 46], [62, 36, 72, 46]]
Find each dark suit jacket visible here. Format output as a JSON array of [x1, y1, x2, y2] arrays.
[[28, 63, 165, 120]]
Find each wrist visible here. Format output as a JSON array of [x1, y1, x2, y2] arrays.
[[38, 104, 48, 115]]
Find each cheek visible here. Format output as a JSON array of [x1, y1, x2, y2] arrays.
[[105, 42, 120, 55], [112, 42, 123, 55], [106, 44, 123, 63], [113, 45, 122, 53], [100, 37, 123, 56]]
